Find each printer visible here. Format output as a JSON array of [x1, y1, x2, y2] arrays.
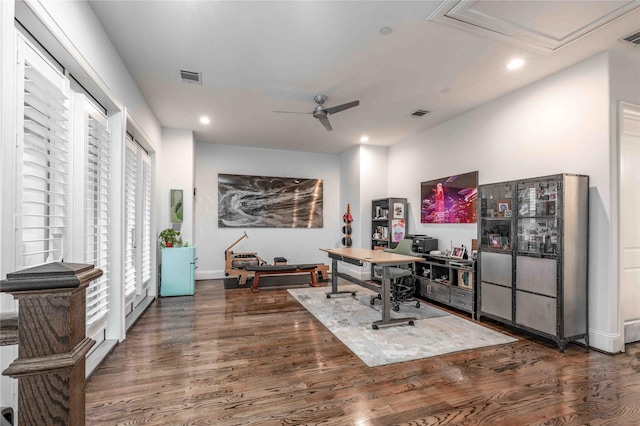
[[406, 234, 439, 254]]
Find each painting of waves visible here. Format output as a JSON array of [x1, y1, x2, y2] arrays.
[[218, 174, 323, 228]]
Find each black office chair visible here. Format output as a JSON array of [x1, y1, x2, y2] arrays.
[[371, 239, 421, 311]]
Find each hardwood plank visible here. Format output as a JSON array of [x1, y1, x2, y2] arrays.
[[86, 279, 640, 425]]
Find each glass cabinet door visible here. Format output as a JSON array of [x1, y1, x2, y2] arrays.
[[516, 177, 559, 255], [479, 182, 514, 251]]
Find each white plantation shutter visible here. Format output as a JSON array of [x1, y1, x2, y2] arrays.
[[17, 39, 70, 268], [85, 107, 111, 336], [124, 136, 138, 301], [140, 152, 152, 289]]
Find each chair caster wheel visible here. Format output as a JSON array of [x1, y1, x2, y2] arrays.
[[408, 321, 415, 326], [393, 305, 400, 312], [370, 298, 376, 305], [372, 324, 379, 330], [352, 292, 357, 296], [326, 294, 331, 298], [416, 302, 421, 308]]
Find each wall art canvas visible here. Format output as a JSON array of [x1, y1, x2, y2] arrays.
[[170, 189, 183, 223], [420, 171, 478, 224], [218, 174, 323, 228]]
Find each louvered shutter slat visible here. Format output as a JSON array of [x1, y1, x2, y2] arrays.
[[84, 108, 111, 337], [123, 138, 138, 300], [19, 50, 69, 268]]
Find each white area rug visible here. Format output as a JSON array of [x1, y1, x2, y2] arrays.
[[288, 284, 517, 367]]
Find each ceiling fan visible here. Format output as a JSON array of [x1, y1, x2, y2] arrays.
[[275, 95, 360, 131]]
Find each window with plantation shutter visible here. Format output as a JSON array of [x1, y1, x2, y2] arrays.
[[124, 136, 138, 301], [140, 152, 152, 289], [85, 106, 111, 337], [17, 38, 70, 269]]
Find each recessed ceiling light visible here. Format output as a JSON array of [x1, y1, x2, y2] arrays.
[[506, 58, 525, 70], [199, 116, 210, 124], [360, 136, 369, 142], [379, 27, 392, 36]]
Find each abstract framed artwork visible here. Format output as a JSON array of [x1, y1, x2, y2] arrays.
[[170, 189, 183, 223], [218, 174, 323, 228]]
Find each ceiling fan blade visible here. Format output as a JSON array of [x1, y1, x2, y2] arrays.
[[274, 110, 312, 114], [325, 100, 359, 115], [318, 115, 333, 131]]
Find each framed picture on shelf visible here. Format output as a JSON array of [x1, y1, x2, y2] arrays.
[[450, 246, 464, 259], [488, 234, 502, 248], [458, 270, 474, 289], [497, 199, 510, 217], [504, 210, 513, 217]]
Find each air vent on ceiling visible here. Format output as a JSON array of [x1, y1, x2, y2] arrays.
[[620, 30, 640, 48], [410, 109, 430, 117], [180, 70, 202, 84]]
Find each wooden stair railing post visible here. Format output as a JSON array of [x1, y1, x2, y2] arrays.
[[0, 262, 103, 426]]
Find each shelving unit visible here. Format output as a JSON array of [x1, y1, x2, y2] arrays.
[[477, 174, 589, 351], [415, 255, 477, 318], [371, 197, 407, 280], [371, 197, 407, 250]]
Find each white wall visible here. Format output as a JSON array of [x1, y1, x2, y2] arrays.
[[609, 51, 640, 345], [360, 144, 389, 240], [194, 143, 341, 279], [31, 0, 161, 147], [340, 146, 361, 247], [159, 128, 195, 244], [389, 52, 616, 351]]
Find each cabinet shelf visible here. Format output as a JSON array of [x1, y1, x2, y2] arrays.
[[415, 255, 477, 318], [370, 197, 407, 280]]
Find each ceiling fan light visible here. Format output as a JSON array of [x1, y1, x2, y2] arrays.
[[360, 136, 369, 142], [199, 116, 210, 124]]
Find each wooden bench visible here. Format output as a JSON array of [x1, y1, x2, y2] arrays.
[[246, 264, 323, 293]]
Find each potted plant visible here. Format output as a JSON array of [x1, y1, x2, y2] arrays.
[[159, 228, 182, 248]]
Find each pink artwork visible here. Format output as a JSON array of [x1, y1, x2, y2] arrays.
[[421, 172, 478, 224]]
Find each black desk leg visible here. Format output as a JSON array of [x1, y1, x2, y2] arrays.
[[326, 258, 357, 298], [372, 265, 416, 329]]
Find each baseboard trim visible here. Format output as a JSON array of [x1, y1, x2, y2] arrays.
[[86, 339, 118, 378], [125, 296, 154, 331], [588, 328, 624, 354], [624, 319, 640, 344]]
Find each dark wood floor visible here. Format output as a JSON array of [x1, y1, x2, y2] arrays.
[[86, 279, 640, 425]]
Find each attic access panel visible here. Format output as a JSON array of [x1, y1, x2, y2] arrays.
[[218, 174, 323, 228], [427, 0, 640, 53]]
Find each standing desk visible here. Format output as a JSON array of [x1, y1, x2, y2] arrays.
[[320, 247, 423, 329]]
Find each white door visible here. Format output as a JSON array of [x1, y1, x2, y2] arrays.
[[620, 102, 640, 344], [124, 136, 153, 314]]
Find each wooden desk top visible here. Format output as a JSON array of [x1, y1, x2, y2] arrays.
[[320, 247, 423, 264]]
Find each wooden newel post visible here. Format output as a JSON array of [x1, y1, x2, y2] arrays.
[[0, 262, 103, 426]]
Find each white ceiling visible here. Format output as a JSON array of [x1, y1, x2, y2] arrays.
[[88, 1, 640, 155]]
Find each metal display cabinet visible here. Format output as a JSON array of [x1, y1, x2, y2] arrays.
[[371, 197, 407, 279], [477, 180, 516, 323], [415, 255, 477, 318], [478, 174, 589, 351]]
